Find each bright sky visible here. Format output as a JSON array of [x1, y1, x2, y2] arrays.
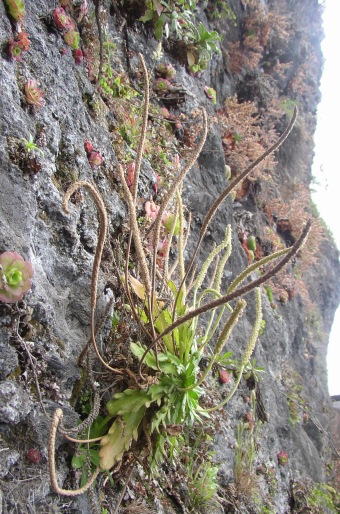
[[311, 0, 340, 396]]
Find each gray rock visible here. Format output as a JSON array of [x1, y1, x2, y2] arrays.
[[0, 449, 20, 478], [0, 330, 18, 379], [0, 380, 32, 424]]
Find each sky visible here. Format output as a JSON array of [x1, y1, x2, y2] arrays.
[[311, 0, 340, 396]]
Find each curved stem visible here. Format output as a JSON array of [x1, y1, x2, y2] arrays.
[[63, 181, 124, 375], [63, 434, 104, 444], [48, 409, 100, 496]]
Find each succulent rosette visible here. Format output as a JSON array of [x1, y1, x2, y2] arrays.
[[277, 450, 289, 466], [24, 79, 45, 107], [156, 63, 176, 81], [153, 78, 172, 94], [9, 39, 25, 61], [0, 252, 33, 303], [53, 7, 76, 31], [88, 150, 103, 167]]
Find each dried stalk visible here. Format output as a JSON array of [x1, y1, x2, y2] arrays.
[[48, 408, 100, 496], [63, 181, 124, 375]]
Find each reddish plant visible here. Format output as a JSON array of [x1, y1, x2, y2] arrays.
[[27, 448, 41, 464], [244, 411, 254, 429], [73, 48, 83, 64], [9, 38, 25, 61], [84, 140, 93, 154], [153, 78, 172, 94], [88, 151, 103, 168], [53, 7, 76, 31], [153, 173, 163, 195], [219, 370, 231, 384], [24, 79, 45, 107], [159, 107, 170, 119], [17, 30, 30, 49], [277, 450, 289, 466], [144, 200, 160, 222], [126, 162, 135, 189], [8, 30, 30, 61]]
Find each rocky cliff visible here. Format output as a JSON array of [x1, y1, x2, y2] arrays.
[[0, 0, 339, 513]]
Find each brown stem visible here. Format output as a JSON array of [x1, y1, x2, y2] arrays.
[[63, 181, 124, 375], [48, 408, 100, 496]]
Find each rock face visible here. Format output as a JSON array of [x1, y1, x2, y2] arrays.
[[0, 0, 339, 513]]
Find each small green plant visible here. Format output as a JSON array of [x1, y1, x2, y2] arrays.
[[280, 97, 299, 118], [204, 86, 217, 104], [209, 0, 236, 23], [97, 30, 137, 100], [307, 483, 340, 513], [110, 309, 120, 331], [20, 134, 44, 155], [99, 71, 138, 100], [264, 285, 273, 302], [186, 449, 220, 512], [260, 506, 275, 514], [139, 0, 221, 71], [187, 23, 221, 72], [244, 358, 266, 382], [118, 110, 143, 148]]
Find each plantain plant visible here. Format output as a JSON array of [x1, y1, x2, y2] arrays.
[[48, 54, 311, 502]]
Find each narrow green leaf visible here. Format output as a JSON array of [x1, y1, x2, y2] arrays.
[[139, 9, 154, 22], [155, 14, 166, 40]]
